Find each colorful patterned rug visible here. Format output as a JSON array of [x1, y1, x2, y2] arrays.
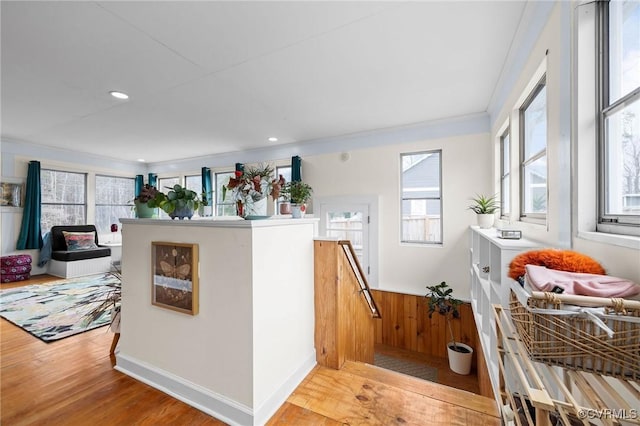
[[0, 273, 120, 342]]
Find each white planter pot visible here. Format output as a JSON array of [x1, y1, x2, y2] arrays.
[[477, 213, 494, 229], [245, 197, 268, 217], [447, 342, 473, 375], [291, 203, 306, 218]]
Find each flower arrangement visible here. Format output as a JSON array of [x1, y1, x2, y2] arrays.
[[223, 164, 285, 213]]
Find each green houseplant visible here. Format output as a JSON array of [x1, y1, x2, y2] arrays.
[[285, 181, 313, 218], [147, 184, 202, 220], [222, 163, 284, 218], [134, 184, 160, 218], [425, 281, 473, 375], [468, 193, 498, 229]]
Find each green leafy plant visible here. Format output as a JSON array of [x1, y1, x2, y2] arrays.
[[425, 281, 463, 350], [134, 184, 159, 203], [467, 194, 498, 214], [286, 181, 313, 204], [147, 184, 202, 214]]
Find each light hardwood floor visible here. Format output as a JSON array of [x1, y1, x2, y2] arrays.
[[1, 275, 498, 425]]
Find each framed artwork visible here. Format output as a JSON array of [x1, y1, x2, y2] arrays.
[[151, 242, 199, 315], [0, 178, 25, 209]]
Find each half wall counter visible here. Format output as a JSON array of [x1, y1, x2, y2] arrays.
[[116, 217, 318, 425]]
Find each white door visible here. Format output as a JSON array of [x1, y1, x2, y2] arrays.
[[318, 198, 377, 286]]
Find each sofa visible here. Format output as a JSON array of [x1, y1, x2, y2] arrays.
[[48, 225, 111, 278]]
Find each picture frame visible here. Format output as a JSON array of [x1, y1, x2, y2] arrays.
[[151, 242, 199, 315], [0, 178, 25, 209]]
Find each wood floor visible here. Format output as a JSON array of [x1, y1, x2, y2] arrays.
[[1, 275, 498, 425]]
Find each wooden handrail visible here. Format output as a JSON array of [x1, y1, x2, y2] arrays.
[[338, 240, 381, 318]]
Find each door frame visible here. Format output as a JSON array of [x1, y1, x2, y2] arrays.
[[314, 194, 379, 288]]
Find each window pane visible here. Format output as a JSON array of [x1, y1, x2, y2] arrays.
[[41, 205, 85, 233], [95, 175, 134, 205], [41, 170, 85, 204], [96, 205, 134, 233], [216, 172, 235, 216], [609, 1, 640, 104], [523, 85, 547, 159], [523, 156, 547, 214], [605, 99, 640, 214], [401, 151, 441, 244], [501, 132, 510, 215], [185, 175, 203, 198], [158, 177, 180, 193], [502, 175, 510, 215]]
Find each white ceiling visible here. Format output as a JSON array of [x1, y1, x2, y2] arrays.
[[1, 1, 527, 164]]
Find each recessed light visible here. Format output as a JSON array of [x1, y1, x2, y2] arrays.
[[137, 158, 145, 162], [110, 91, 129, 100], [268, 137, 278, 142]]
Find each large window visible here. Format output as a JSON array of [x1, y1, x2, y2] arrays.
[[400, 151, 442, 244], [500, 129, 511, 217], [520, 75, 547, 221], [598, 0, 640, 234], [157, 177, 180, 219], [215, 171, 236, 216], [41, 169, 86, 233], [95, 175, 134, 234]]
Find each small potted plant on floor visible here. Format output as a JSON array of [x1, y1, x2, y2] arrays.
[[468, 194, 498, 229], [285, 181, 313, 218], [425, 281, 473, 375]]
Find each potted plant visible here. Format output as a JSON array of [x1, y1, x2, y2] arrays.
[[278, 183, 292, 215], [147, 184, 202, 220], [134, 184, 160, 218], [285, 181, 313, 218], [468, 193, 498, 229], [425, 281, 473, 375], [222, 163, 284, 218]]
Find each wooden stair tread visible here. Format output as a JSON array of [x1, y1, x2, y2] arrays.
[[342, 360, 500, 418]]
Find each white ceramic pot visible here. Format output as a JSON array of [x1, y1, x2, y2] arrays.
[[245, 197, 268, 217], [447, 342, 473, 375], [477, 213, 494, 229], [291, 203, 306, 218]]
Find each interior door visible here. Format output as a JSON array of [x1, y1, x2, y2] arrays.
[[319, 203, 370, 280]]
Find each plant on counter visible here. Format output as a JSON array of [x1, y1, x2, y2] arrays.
[[285, 181, 313, 205], [147, 184, 203, 219], [467, 194, 498, 214], [222, 163, 285, 210]]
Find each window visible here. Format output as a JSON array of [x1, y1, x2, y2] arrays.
[[184, 175, 202, 197], [95, 175, 134, 234], [520, 75, 547, 221], [400, 151, 442, 244], [215, 171, 236, 216], [276, 165, 292, 214], [598, 0, 640, 234], [500, 129, 511, 217], [41, 169, 86, 233]]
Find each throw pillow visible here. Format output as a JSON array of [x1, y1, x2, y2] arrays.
[[62, 231, 98, 251]]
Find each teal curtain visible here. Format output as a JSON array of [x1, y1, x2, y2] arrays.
[[148, 173, 157, 187], [201, 167, 212, 205], [235, 163, 244, 173], [291, 156, 302, 182], [135, 175, 144, 197], [16, 161, 43, 250]]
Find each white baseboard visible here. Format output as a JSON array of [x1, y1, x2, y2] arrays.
[[253, 351, 317, 425], [115, 352, 316, 426]]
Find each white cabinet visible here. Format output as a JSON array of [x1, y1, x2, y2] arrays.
[[469, 226, 539, 404]]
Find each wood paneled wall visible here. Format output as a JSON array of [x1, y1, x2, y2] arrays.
[[371, 290, 478, 366]]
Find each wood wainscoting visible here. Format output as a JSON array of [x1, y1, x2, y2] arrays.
[[371, 289, 494, 398]]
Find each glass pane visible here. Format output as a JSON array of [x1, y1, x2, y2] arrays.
[[276, 166, 292, 184], [41, 170, 85, 204], [95, 175, 134, 205], [41, 205, 85, 234], [523, 85, 547, 159], [401, 199, 441, 243], [327, 211, 363, 230], [502, 133, 510, 172], [609, 1, 640, 104], [216, 172, 234, 203], [185, 175, 202, 198], [605, 99, 640, 214], [401, 152, 440, 200], [523, 156, 547, 214], [501, 174, 510, 215], [158, 177, 180, 193], [95, 205, 134, 234]]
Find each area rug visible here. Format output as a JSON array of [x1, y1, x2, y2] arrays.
[[0, 273, 120, 342], [374, 353, 438, 382]]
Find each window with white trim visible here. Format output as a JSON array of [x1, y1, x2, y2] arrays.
[[520, 75, 547, 221], [400, 150, 442, 244], [598, 0, 640, 235], [215, 171, 236, 216], [500, 128, 511, 217], [41, 169, 86, 233], [95, 175, 134, 234]]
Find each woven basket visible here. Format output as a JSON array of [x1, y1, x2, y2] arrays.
[[509, 281, 640, 380]]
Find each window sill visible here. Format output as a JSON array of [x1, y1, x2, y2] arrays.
[[577, 231, 640, 250]]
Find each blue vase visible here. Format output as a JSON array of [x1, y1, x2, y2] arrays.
[[169, 206, 194, 220]]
